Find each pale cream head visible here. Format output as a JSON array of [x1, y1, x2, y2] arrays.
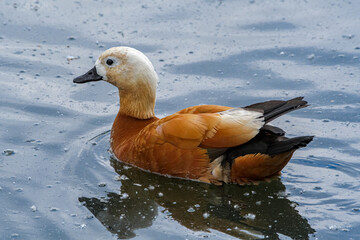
[[95, 47, 158, 119], [95, 47, 158, 89]]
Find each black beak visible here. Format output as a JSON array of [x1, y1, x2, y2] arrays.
[[73, 66, 103, 84]]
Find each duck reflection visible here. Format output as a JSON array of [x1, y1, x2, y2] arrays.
[[79, 157, 314, 239]]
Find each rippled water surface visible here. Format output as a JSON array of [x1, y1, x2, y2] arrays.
[[1, 1, 359, 239]]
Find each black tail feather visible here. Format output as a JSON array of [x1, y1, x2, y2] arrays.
[[245, 97, 308, 123], [225, 128, 314, 164], [267, 136, 314, 156]]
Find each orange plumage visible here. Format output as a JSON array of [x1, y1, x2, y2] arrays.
[[73, 47, 313, 185]]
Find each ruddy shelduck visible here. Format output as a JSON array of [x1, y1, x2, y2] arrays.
[[73, 47, 313, 185]]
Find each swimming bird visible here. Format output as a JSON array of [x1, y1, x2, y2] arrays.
[[73, 47, 313, 185]]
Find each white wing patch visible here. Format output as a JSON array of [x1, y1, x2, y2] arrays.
[[199, 108, 264, 148], [219, 108, 264, 130]]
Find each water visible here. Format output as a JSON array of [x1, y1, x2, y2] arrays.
[[1, 0, 359, 239]]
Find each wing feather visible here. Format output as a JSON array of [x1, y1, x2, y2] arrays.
[[156, 113, 220, 149], [177, 105, 232, 114], [201, 108, 264, 148], [156, 106, 264, 149]]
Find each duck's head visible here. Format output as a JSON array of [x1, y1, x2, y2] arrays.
[[73, 47, 158, 119]]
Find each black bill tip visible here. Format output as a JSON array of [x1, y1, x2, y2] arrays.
[[73, 66, 103, 84]]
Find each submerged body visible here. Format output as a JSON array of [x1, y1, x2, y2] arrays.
[[74, 47, 313, 184]]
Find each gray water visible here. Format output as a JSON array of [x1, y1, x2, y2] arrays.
[[1, 0, 359, 239]]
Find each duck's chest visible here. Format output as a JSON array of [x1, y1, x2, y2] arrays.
[[110, 113, 158, 158]]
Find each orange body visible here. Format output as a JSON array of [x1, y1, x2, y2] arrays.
[[111, 109, 214, 182], [110, 105, 295, 184]]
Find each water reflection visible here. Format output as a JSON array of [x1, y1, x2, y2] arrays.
[[80, 157, 315, 239]]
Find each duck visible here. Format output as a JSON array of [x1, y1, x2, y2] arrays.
[[73, 46, 313, 185]]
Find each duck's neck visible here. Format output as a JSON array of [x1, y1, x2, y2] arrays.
[[118, 81, 156, 119]]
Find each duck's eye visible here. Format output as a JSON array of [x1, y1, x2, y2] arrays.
[[106, 59, 114, 66]]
